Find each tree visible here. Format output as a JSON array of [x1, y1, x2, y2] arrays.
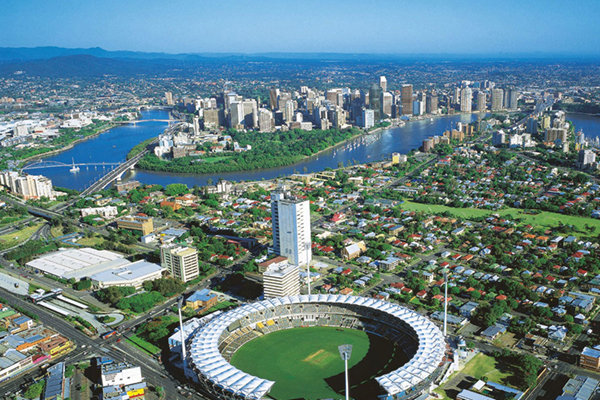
[[165, 183, 188, 196], [24, 381, 45, 399]]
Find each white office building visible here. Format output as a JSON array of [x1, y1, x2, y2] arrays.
[[160, 244, 199, 283], [101, 363, 143, 387], [263, 261, 300, 298], [271, 187, 312, 267]]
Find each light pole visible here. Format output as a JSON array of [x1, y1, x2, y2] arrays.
[[177, 297, 186, 367], [442, 268, 449, 336], [338, 344, 352, 400], [305, 242, 311, 295]]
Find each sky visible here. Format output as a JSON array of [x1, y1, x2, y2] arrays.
[[1, 0, 599, 56]]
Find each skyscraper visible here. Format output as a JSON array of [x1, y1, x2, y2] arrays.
[[401, 84, 413, 116], [460, 87, 472, 112], [477, 91, 487, 112], [242, 99, 258, 128], [229, 101, 244, 128], [259, 108, 273, 132], [284, 100, 295, 122], [160, 244, 199, 283], [269, 88, 280, 110], [382, 92, 393, 118], [165, 92, 174, 106], [379, 76, 387, 92], [504, 87, 518, 110], [491, 89, 504, 111], [425, 92, 438, 114], [369, 84, 382, 122], [271, 187, 312, 267]]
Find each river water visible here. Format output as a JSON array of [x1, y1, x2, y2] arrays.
[[28, 111, 600, 191]]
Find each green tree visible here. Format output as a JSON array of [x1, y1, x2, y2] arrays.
[[165, 183, 189, 196]]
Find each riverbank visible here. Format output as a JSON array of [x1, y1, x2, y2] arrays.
[[17, 123, 119, 168], [135, 126, 370, 176]]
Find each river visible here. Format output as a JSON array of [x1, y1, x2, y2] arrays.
[[121, 113, 486, 188], [28, 111, 600, 191]]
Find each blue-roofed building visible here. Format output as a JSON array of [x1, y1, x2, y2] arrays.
[[44, 362, 65, 400], [481, 324, 506, 340], [580, 346, 600, 371], [185, 289, 218, 314], [457, 389, 494, 400], [558, 375, 599, 400]]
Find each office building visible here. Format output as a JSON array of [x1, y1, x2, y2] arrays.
[[580, 346, 600, 371], [269, 88, 280, 110], [379, 76, 387, 92], [242, 99, 258, 128], [116, 215, 154, 236], [460, 87, 472, 112], [357, 108, 375, 129], [259, 108, 274, 132], [401, 84, 413, 115], [284, 100, 295, 122], [504, 87, 518, 110], [413, 100, 424, 116], [492, 130, 506, 146], [425, 92, 438, 114], [203, 108, 224, 129], [101, 362, 143, 387], [160, 244, 199, 283], [271, 187, 311, 267], [263, 259, 300, 298], [577, 149, 596, 169], [382, 92, 393, 118], [369, 84, 382, 122], [526, 117, 538, 134], [491, 89, 504, 111], [229, 101, 244, 129], [477, 91, 487, 112], [165, 92, 174, 106]]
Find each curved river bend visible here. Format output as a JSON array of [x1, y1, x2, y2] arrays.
[[30, 111, 600, 190]]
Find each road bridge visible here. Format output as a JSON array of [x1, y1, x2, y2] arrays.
[[79, 138, 158, 197]]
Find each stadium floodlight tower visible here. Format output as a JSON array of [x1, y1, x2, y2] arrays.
[[442, 268, 449, 336], [338, 344, 352, 400], [305, 242, 311, 295], [177, 296, 187, 367]]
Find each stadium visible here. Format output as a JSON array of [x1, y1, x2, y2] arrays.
[[187, 295, 447, 400]]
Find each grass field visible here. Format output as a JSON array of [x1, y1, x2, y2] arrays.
[[400, 201, 600, 237], [461, 353, 511, 384], [126, 334, 160, 355], [229, 327, 408, 400], [0, 223, 44, 250]]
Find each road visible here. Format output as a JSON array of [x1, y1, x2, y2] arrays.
[[0, 288, 204, 399]]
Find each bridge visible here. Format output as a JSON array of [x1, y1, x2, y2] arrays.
[[79, 138, 159, 197], [113, 119, 183, 125], [22, 161, 121, 172]]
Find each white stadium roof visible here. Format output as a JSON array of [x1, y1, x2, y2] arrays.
[[188, 294, 445, 399]]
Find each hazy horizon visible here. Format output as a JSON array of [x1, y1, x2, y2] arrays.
[[2, 0, 600, 56]]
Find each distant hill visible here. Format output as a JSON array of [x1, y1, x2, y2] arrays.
[[0, 46, 196, 62], [0, 54, 190, 78]]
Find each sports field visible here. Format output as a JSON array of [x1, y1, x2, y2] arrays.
[[229, 326, 408, 400]]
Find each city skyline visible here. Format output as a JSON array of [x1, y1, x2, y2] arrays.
[[1, 0, 600, 56]]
